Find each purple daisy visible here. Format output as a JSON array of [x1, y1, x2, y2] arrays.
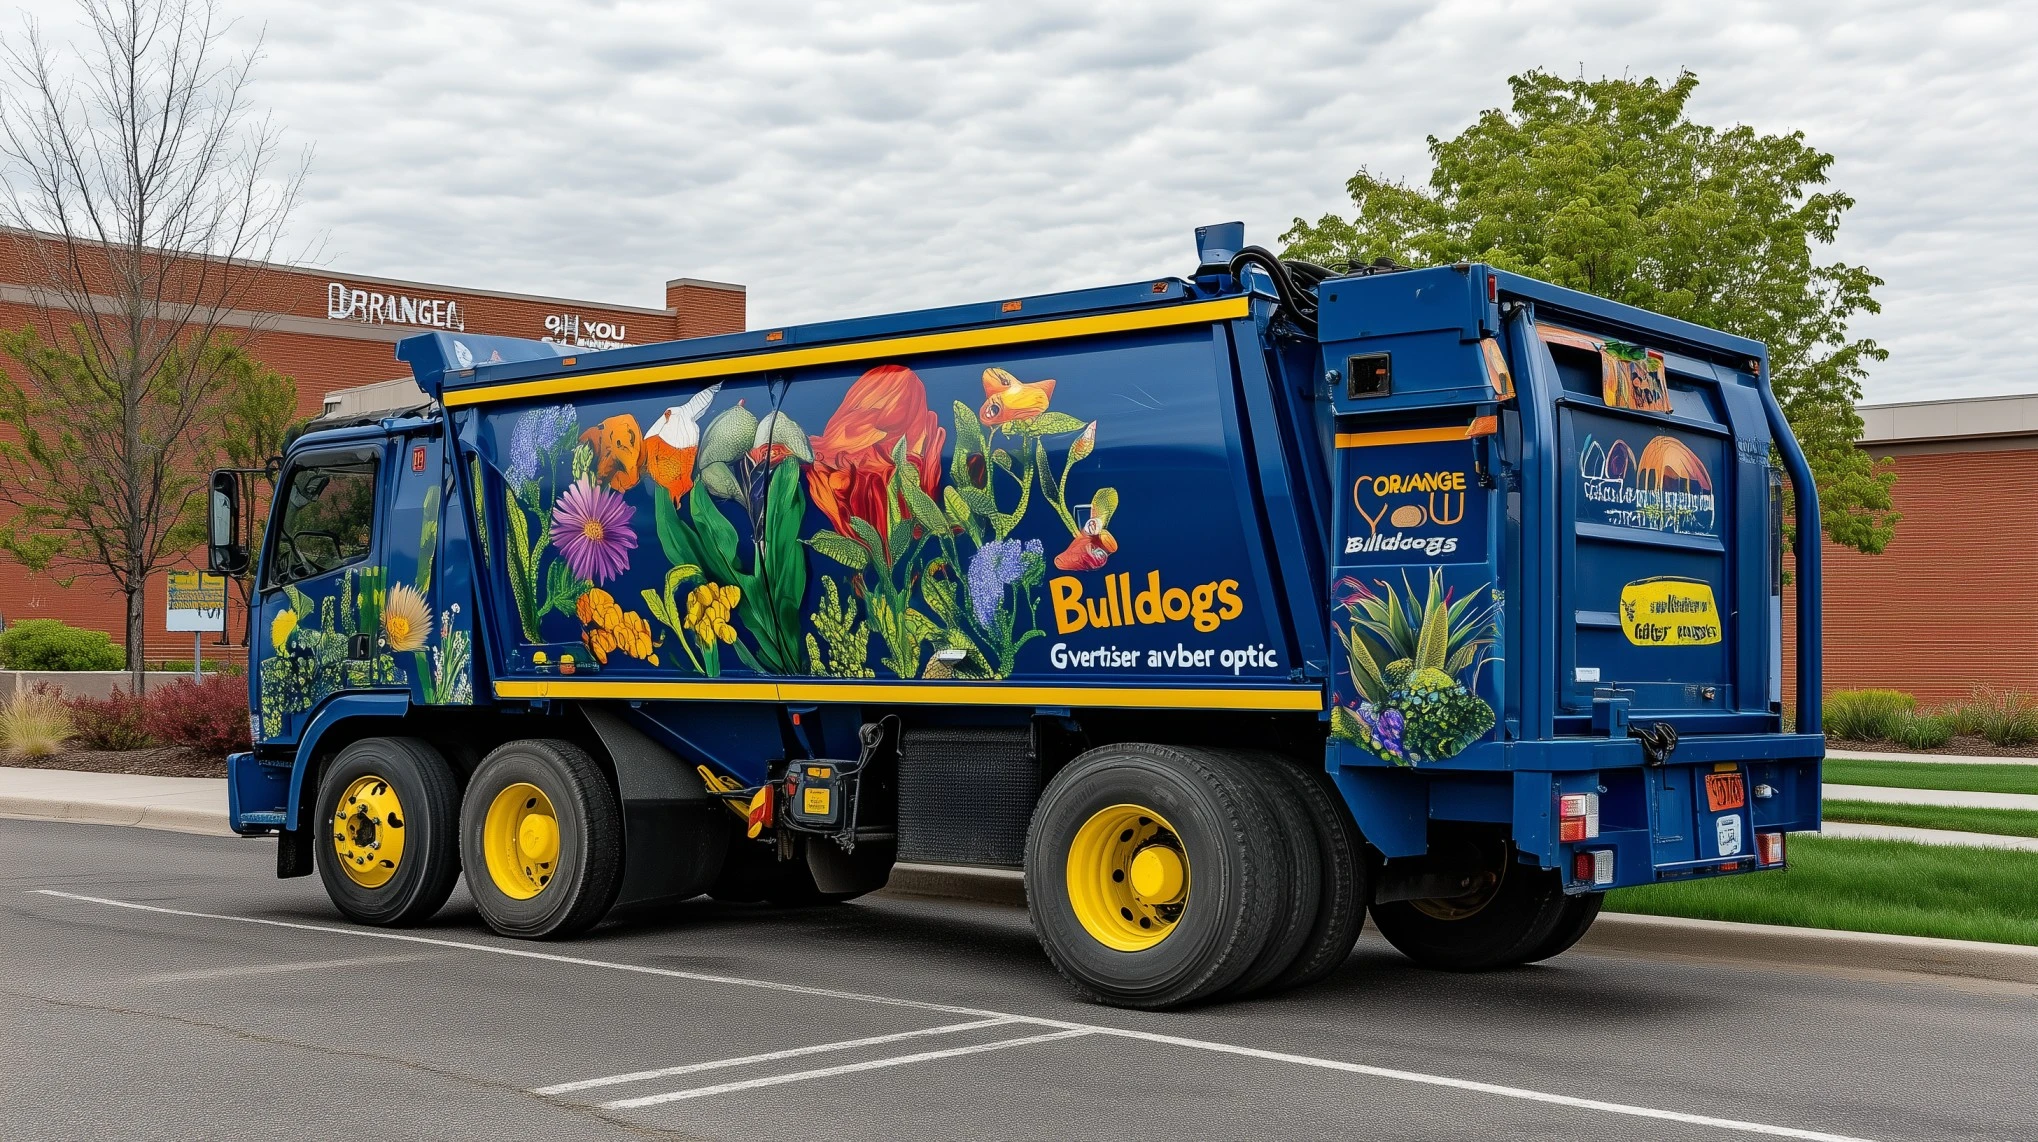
[[550, 476, 637, 584]]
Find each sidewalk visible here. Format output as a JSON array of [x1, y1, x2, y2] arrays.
[[1820, 820, 2038, 853], [0, 766, 232, 837], [1827, 748, 2038, 767], [1825, 782, 2038, 811]]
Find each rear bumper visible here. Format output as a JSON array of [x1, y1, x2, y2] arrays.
[[1544, 755, 1819, 891]]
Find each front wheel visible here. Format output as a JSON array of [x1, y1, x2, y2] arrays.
[[1025, 744, 1282, 1009], [461, 739, 624, 939], [314, 737, 462, 927], [1369, 836, 1572, 971]]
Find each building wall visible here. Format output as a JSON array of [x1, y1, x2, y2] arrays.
[[0, 231, 745, 662], [1784, 444, 2038, 706]]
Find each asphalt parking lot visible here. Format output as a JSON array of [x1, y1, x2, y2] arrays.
[[4, 817, 2034, 1141]]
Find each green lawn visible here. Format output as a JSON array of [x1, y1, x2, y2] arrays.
[[1824, 758, 2038, 796], [1823, 799, 2038, 839], [1605, 835, 2038, 946]]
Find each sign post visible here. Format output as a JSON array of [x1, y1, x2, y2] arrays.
[[166, 571, 228, 679]]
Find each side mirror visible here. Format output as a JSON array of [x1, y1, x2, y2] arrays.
[[208, 470, 249, 574]]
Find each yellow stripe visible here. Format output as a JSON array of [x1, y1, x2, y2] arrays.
[[443, 297, 1251, 408], [491, 677, 1321, 712], [1335, 424, 1485, 449]]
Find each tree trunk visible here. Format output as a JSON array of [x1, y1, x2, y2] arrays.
[[127, 579, 146, 697]]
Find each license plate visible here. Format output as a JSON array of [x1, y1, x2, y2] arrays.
[[1704, 771, 1746, 813]]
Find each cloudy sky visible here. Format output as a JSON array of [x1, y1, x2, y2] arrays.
[[11, 0, 2037, 402]]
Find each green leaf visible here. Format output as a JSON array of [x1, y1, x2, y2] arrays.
[[809, 529, 869, 570], [900, 460, 950, 539], [699, 403, 758, 469], [754, 409, 813, 463], [653, 485, 701, 569], [760, 460, 809, 672], [699, 460, 742, 500], [1022, 411, 1087, 435], [849, 517, 888, 565], [686, 481, 745, 589]]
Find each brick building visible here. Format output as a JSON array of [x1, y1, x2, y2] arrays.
[[0, 230, 745, 661], [1786, 394, 2038, 704]]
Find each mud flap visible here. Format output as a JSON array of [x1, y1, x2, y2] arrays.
[[584, 707, 730, 908], [807, 836, 897, 896]]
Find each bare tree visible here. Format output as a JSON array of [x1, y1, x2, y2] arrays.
[[0, 0, 306, 689]]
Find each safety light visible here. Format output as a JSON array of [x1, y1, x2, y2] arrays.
[[1558, 792, 1600, 842], [1572, 848, 1615, 887], [1757, 831, 1785, 867]]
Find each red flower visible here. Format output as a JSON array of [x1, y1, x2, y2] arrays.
[[808, 364, 946, 562]]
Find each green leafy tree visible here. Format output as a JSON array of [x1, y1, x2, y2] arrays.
[[1283, 69, 1896, 554]]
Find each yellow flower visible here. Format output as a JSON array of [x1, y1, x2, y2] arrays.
[[382, 583, 432, 652], [270, 608, 299, 650]]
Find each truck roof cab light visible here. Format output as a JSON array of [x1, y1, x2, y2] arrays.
[[1572, 848, 1615, 887], [1757, 831, 1785, 867], [1558, 791, 1600, 843]]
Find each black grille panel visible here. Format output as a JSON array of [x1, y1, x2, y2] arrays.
[[896, 727, 1036, 867]]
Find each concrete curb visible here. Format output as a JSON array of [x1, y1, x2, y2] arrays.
[[0, 794, 231, 837], [1582, 912, 2038, 986]]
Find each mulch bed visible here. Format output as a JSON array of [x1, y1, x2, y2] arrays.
[[2, 747, 226, 778], [1827, 734, 2038, 759]]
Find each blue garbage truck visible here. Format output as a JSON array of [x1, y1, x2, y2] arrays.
[[213, 223, 1825, 1008]]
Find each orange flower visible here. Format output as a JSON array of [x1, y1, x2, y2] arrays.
[[807, 364, 945, 562]]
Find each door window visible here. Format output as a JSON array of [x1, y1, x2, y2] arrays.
[[268, 451, 379, 587]]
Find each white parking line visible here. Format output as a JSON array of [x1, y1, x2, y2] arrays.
[[605, 1029, 1095, 1109], [129, 952, 438, 984], [31, 890, 1878, 1142], [533, 1017, 1022, 1095]]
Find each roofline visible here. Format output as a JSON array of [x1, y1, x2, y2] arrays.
[[1855, 391, 2038, 446], [2, 224, 706, 318]]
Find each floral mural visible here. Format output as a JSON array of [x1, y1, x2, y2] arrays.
[[497, 359, 1119, 683], [1329, 568, 1498, 765]]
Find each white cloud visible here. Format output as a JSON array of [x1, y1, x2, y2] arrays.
[[8, 0, 2034, 401]]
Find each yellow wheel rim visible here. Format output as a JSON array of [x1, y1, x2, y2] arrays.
[[331, 774, 406, 888], [483, 782, 561, 900], [1066, 803, 1189, 952]]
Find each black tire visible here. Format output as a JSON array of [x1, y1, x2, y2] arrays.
[[1370, 838, 1571, 972], [1207, 750, 1318, 1000], [1259, 757, 1369, 992], [460, 739, 624, 939], [314, 736, 461, 927], [1025, 743, 1282, 1010], [1519, 892, 1604, 965]]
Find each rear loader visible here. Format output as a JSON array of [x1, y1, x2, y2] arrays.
[[214, 223, 1824, 1008]]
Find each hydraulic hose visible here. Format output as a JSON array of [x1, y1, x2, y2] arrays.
[[1227, 245, 1321, 338]]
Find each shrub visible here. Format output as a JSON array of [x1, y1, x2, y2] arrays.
[[1823, 689, 1915, 742], [0, 619, 123, 671], [1, 688, 76, 757], [1955, 687, 2038, 747], [142, 674, 250, 755], [1886, 712, 1953, 751], [62, 688, 156, 751]]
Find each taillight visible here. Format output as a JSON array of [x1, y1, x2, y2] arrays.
[[1558, 792, 1600, 842], [1757, 831, 1785, 867], [1572, 848, 1615, 887]]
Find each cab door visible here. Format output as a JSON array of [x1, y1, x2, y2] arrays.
[[252, 444, 391, 744]]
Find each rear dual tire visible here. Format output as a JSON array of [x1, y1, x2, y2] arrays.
[[1369, 835, 1599, 971], [1026, 745, 1367, 1009]]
